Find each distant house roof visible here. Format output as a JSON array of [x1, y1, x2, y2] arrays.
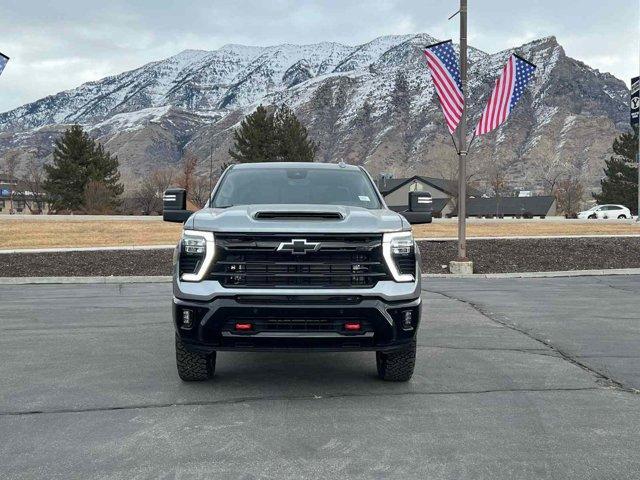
[[376, 175, 481, 198], [387, 197, 450, 214], [457, 196, 556, 217]]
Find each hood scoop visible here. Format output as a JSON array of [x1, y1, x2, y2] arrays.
[[254, 211, 344, 221]]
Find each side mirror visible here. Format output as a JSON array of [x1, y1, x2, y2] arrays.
[[163, 188, 193, 223], [400, 191, 432, 224], [401, 211, 432, 224], [409, 191, 432, 212]]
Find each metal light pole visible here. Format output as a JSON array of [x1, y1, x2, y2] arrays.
[[456, 0, 469, 260]]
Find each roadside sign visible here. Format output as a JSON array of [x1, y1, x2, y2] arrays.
[[632, 76, 639, 126]]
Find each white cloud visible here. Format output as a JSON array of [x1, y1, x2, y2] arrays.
[[0, 0, 636, 112]]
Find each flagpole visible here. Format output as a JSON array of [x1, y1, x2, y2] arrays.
[[456, 0, 469, 262], [448, 130, 460, 154]]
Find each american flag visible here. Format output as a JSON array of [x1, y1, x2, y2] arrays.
[[475, 54, 536, 136], [422, 40, 463, 134], [0, 52, 8, 76]]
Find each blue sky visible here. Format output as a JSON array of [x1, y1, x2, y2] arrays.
[[0, 0, 637, 112]]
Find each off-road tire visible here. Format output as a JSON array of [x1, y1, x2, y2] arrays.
[[376, 340, 416, 382], [176, 337, 216, 381]]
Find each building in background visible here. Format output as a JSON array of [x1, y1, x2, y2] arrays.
[[376, 175, 482, 217], [0, 175, 49, 215], [460, 196, 556, 218], [376, 175, 557, 218]]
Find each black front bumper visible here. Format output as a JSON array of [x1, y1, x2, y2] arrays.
[[173, 295, 421, 353]]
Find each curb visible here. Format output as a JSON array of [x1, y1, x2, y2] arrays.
[[0, 245, 175, 255], [0, 215, 163, 221], [3, 236, 639, 254], [422, 268, 640, 279], [0, 276, 172, 285], [2, 269, 639, 285]]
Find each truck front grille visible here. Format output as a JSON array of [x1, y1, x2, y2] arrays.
[[209, 233, 390, 288]]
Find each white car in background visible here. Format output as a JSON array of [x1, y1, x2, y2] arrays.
[[577, 204, 632, 219]]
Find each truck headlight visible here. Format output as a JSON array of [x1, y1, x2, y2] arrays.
[[383, 232, 416, 282], [183, 236, 206, 255], [180, 230, 215, 282]]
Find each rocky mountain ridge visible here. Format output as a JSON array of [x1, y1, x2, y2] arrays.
[[0, 33, 630, 194]]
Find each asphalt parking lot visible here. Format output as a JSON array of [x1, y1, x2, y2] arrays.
[[1, 276, 639, 479]]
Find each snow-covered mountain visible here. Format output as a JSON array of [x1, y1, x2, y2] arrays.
[[0, 33, 630, 192]]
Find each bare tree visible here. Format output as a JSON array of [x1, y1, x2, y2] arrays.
[[1, 150, 21, 213], [542, 170, 564, 196], [189, 175, 212, 209], [528, 156, 566, 195], [82, 180, 114, 214], [487, 166, 510, 217], [14, 158, 47, 214], [178, 151, 199, 193], [555, 176, 585, 216], [137, 167, 176, 214]]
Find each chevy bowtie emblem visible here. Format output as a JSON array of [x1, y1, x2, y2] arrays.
[[277, 239, 321, 255]]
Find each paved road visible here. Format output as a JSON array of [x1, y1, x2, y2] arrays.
[[0, 277, 638, 479], [424, 275, 640, 391]]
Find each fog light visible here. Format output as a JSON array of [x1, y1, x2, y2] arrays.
[[182, 309, 193, 329], [345, 322, 361, 331], [401, 310, 413, 330]]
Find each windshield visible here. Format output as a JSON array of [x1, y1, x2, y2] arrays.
[[212, 166, 382, 209]]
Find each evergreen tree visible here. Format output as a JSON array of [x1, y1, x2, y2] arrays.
[[43, 125, 123, 212], [229, 105, 317, 163], [228, 105, 277, 163], [593, 128, 638, 214], [273, 105, 317, 162]]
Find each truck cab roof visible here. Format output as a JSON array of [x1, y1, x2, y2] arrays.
[[229, 162, 362, 172]]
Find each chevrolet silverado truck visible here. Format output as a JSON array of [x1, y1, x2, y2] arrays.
[[163, 162, 431, 382]]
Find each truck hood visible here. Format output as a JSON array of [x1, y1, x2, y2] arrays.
[[186, 204, 407, 233]]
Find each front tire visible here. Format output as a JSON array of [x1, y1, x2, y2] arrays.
[[588, 214, 596, 219], [176, 337, 216, 381], [618, 215, 627, 219], [376, 340, 416, 382]]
